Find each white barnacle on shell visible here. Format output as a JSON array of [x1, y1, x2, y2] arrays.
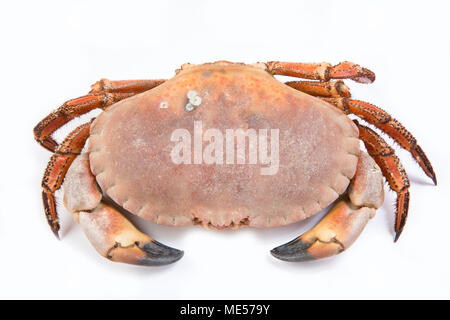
[[190, 95, 202, 106], [185, 103, 195, 112], [185, 90, 202, 112]]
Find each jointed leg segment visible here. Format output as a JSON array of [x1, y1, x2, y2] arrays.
[[41, 122, 91, 238], [89, 79, 166, 94], [285, 80, 351, 98], [322, 97, 436, 185], [279, 63, 435, 185], [355, 121, 410, 241], [267, 61, 376, 83], [34, 78, 165, 153]]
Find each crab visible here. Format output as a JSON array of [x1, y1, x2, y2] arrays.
[[34, 61, 436, 265]]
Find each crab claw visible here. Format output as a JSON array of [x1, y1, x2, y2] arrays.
[[271, 201, 375, 262], [272, 151, 384, 262], [271, 237, 317, 262], [106, 238, 184, 267], [77, 203, 183, 266]]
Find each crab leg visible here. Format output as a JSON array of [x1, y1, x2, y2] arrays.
[[272, 151, 384, 261], [323, 98, 436, 185], [286, 82, 436, 185], [34, 93, 133, 152], [355, 121, 411, 241], [266, 61, 376, 84], [41, 122, 91, 238], [34, 79, 165, 153], [64, 153, 183, 266], [285, 80, 351, 98], [89, 79, 166, 94]]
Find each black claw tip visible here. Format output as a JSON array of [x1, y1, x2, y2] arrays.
[[270, 238, 316, 262], [394, 230, 403, 243], [432, 175, 437, 186], [424, 164, 437, 185], [138, 240, 184, 266], [48, 222, 60, 240], [52, 229, 60, 240]]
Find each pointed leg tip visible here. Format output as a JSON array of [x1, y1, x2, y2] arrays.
[[394, 230, 403, 242], [353, 68, 376, 84], [432, 175, 437, 186], [424, 164, 437, 185], [138, 240, 184, 266], [270, 239, 316, 262], [363, 68, 376, 82], [52, 230, 60, 240], [411, 145, 437, 185], [49, 223, 60, 240]]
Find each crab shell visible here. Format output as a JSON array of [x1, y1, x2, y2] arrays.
[[87, 61, 360, 229]]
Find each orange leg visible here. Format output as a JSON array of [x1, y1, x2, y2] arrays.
[[266, 61, 376, 83], [41, 122, 91, 238], [34, 79, 165, 153], [323, 98, 436, 185], [355, 121, 410, 241], [286, 80, 436, 185], [285, 80, 351, 98], [89, 79, 165, 94]]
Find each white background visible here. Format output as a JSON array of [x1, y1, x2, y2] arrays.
[[1, 0, 449, 299]]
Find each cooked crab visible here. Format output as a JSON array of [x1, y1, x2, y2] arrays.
[[34, 61, 436, 265]]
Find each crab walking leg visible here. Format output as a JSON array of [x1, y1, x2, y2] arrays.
[[41, 122, 91, 238], [355, 121, 411, 241], [322, 98, 436, 184], [266, 61, 376, 84], [271, 151, 384, 262], [89, 79, 166, 94], [285, 80, 351, 98], [34, 79, 165, 153], [64, 154, 183, 266], [34, 93, 133, 152]]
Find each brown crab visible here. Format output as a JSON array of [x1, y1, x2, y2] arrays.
[[34, 61, 436, 265]]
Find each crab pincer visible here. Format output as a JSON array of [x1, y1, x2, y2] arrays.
[[77, 204, 183, 266], [272, 151, 384, 261]]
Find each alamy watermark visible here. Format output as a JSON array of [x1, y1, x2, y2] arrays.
[[170, 121, 279, 175]]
